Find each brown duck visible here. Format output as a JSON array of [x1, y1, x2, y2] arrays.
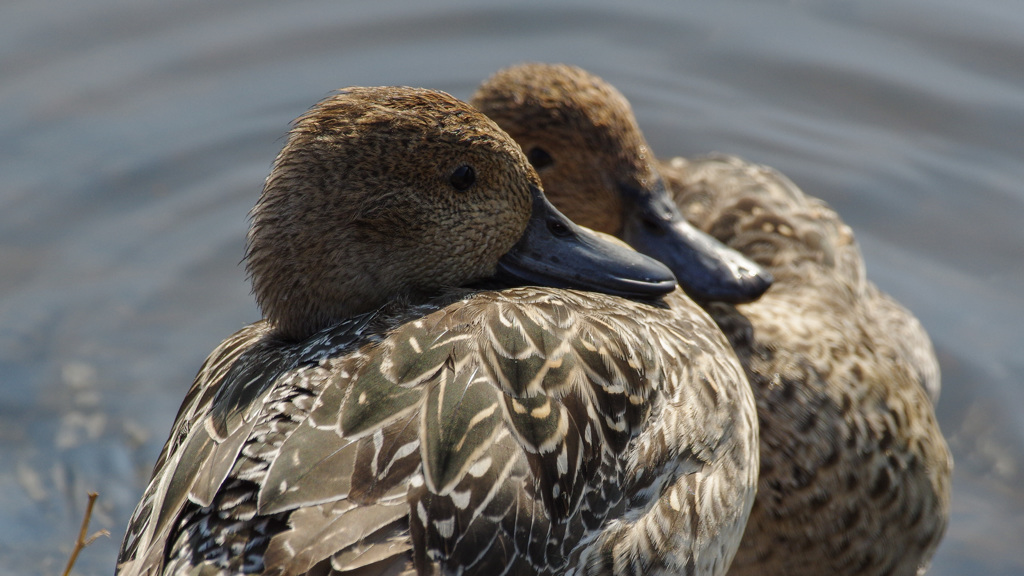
[[473, 63, 952, 576], [116, 86, 763, 575]]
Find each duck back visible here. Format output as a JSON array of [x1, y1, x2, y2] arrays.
[[118, 287, 758, 576], [664, 154, 950, 576]]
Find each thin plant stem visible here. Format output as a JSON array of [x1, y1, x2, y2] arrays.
[[61, 492, 110, 576]]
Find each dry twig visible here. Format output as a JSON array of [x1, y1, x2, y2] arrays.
[[61, 491, 110, 576]]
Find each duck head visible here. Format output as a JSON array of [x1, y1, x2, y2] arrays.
[[246, 87, 675, 340], [473, 63, 772, 304]]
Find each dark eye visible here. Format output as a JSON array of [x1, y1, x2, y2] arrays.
[[449, 165, 475, 191], [527, 147, 554, 170]]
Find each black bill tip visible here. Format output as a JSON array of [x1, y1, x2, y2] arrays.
[[621, 180, 773, 303], [496, 187, 676, 298]]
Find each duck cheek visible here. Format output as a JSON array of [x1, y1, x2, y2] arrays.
[[484, 192, 534, 262], [444, 240, 488, 283]]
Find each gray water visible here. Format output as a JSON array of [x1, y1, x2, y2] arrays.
[[2, 1, 1022, 574]]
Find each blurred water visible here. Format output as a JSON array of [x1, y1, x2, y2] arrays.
[[1, 1, 1022, 574]]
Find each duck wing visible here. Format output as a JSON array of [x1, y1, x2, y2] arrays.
[[119, 287, 757, 576], [662, 153, 949, 576]]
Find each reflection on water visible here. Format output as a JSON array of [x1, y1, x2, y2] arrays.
[[1, 1, 1022, 574]]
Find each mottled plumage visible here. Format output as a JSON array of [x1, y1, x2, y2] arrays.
[[473, 63, 952, 576], [118, 86, 759, 576]]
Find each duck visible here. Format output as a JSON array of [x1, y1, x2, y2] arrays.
[[116, 86, 762, 576], [472, 63, 952, 576]]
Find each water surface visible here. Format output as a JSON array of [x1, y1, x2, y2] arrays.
[[2, 1, 1022, 574]]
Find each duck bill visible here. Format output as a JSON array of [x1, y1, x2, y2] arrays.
[[496, 187, 676, 298], [621, 181, 773, 303]]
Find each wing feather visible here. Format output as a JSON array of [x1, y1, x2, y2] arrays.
[[119, 287, 758, 576]]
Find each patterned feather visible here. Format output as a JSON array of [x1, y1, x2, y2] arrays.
[[117, 287, 757, 576], [663, 154, 951, 576], [470, 63, 950, 576]]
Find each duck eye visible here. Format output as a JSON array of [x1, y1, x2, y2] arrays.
[[449, 165, 475, 191], [527, 147, 554, 170]]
